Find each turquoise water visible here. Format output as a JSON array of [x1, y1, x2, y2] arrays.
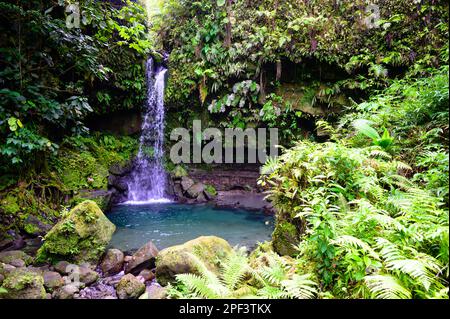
[[107, 203, 274, 252]]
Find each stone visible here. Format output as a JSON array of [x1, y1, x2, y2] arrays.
[[180, 176, 195, 192], [52, 283, 79, 299], [0, 262, 15, 276], [0, 268, 47, 299], [145, 285, 167, 299], [43, 271, 64, 291], [125, 241, 159, 275], [196, 192, 207, 203], [22, 215, 52, 237], [107, 175, 129, 192], [36, 200, 116, 264], [9, 259, 25, 268], [78, 266, 99, 285], [186, 183, 206, 199], [71, 190, 113, 212], [155, 236, 232, 286], [53, 261, 71, 275], [172, 165, 188, 179], [272, 221, 299, 256], [0, 250, 33, 265], [0, 238, 14, 251], [109, 162, 133, 177], [204, 188, 217, 201], [116, 274, 145, 299], [100, 249, 124, 275], [124, 256, 133, 263], [137, 269, 155, 282], [173, 183, 184, 199], [23, 237, 45, 256]]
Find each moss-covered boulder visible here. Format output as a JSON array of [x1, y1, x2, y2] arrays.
[[116, 274, 145, 299], [272, 221, 299, 256], [36, 201, 116, 264], [0, 268, 47, 299], [155, 236, 232, 286]]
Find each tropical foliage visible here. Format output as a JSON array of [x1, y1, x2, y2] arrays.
[[167, 247, 318, 299], [259, 66, 449, 299]]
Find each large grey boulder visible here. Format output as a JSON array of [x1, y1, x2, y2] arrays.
[[125, 241, 159, 275]]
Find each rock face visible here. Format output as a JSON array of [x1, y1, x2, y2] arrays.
[[125, 241, 159, 275], [116, 274, 145, 299], [107, 161, 135, 204], [100, 249, 124, 275], [0, 268, 47, 299], [36, 200, 116, 264], [155, 236, 232, 286]]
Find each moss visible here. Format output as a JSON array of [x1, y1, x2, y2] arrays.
[[0, 269, 47, 299], [272, 221, 299, 257], [116, 274, 146, 299], [54, 134, 139, 193], [1, 195, 20, 215], [171, 165, 188, 178], [204, 184, 217, 196], [36, 200, 116, 264], [23, 223, 40, 236]]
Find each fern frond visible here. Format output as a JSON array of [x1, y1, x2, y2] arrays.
[[257, 286, 290, 299], [332, 235, 380, 260], [364, 274, 411, 299], [175, 274, 221, 299], [221, 247, 252, 290], [386, 259, 440, 291], [281, 274, 318, 299], [186, 253, 230, 297]]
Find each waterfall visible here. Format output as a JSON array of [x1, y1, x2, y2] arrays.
[[125, 57, 170, 204]]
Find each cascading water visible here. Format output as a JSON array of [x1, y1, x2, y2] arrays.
[[125, 57, 170, 204]]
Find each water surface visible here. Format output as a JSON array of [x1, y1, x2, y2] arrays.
[[107, 203, 274, 251]]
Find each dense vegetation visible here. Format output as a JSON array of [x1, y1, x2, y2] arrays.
[[0, 0, 448, 299]]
